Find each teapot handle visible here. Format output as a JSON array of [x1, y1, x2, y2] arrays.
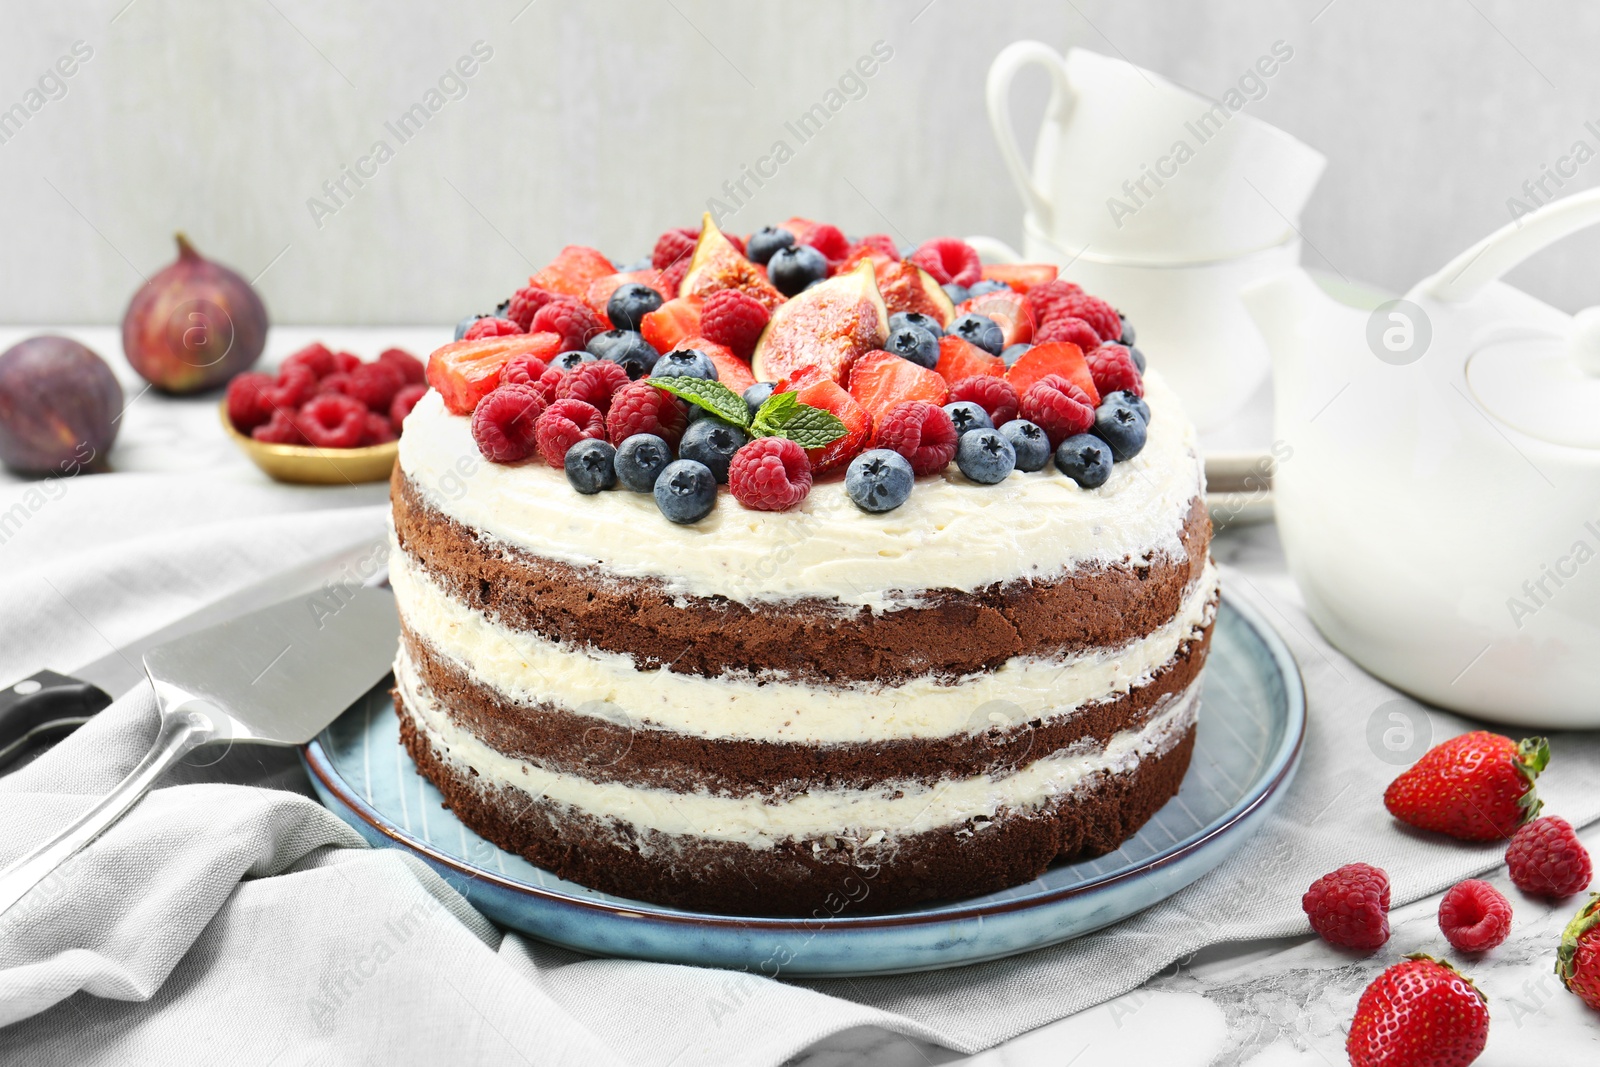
[[986, 41, 1074, 230], [1420, 187, 1600, 303]]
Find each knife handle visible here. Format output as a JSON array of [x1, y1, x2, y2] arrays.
[[0, 671, 113, 770]]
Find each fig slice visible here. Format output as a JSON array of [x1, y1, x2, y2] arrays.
[[875, 260, 955, 327], [680, 212, 785, 310], [750, 259, 888, 385]]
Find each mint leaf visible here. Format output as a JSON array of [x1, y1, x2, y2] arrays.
[[750, 390, 799, 437], [750, 389, 847, 449], [648, 376, 750, 427]]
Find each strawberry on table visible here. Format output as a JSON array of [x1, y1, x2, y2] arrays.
[[1383, 731, 1549, 842], [1559, 893, 1600, 1011], [1346, 955, 1489, 1067]]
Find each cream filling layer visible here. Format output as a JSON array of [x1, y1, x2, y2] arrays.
[[399, 651, 1200, 849], [390, 547, 1218, 745], [396, 370, 1203, 609]]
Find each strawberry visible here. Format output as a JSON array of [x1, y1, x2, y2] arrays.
[[1383, 731, 1549, 842], [775, 375, 871, 475], [532, 245, 615, 298], [956, 290, 1034, 346], [847, 348, 950, 426], [426, 333, 565, 415], [1347, 955, 1489, 1067], [641, 297, 703, 355], [1558, 893, 1600, 1011], [674, 336, 756, 394], [934, 335, 1005, 386], [1004, 341, 1101, 405], [979, 263, 1057, 293], [583, 270, 670, 324]]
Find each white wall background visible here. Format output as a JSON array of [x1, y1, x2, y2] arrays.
[[2, 0, 1598, 325]]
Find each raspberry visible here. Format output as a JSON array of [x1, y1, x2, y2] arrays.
[[605, 380, 688, 447], [299, 394, 369, 449], [281, 342, 338, 379], [949, 375, 1019, 427], [849, 233, 900, 263], [728, 437, 812, 511], [873, 401, 959, 476], [377, 347, 426, 385], [334, 351, 362, 373], [364, 412, 396, 445], [507, 285, 560, 331], [250, 408, 304, 444], [1301, 862, 1391, 952], [800, 223, 850, 265], [1054, 293, 1121, 341], [268, 362, 317, 409], [699, 289, 770, 360], [472, 384, 548, 463], [530, 299, 603, 352], [658, 256, 691, 298], [225, 371, 276, 432], [534, 398, 606, 466], [345, 361, 404, 413], [1024, 279, 1086, 326], [1507, 816, 1594, 898], [315, 372, 354, 398], [500, 353, 551, 388], [1033, 315, 1101, 351], [909, 237, 982, 287], [1086, 343, 1144, 398], [532, 365, 566, 404], [651, 227, 699, 271], [463, 316, 523, 341], [390, 383, 427, 430], [556, 359, 630, 414], [1438, 879, 1513, 953], [1019, 375, 1095, 446]]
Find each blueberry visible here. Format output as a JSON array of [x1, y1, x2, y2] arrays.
[[746, 227, 796, 266], [943, 401, 994, 437], [590, 330, 659, 379], [607, 283, 664, 332], [967, 279, 1011, 297], [999, 419, 1051, 472], [942, 283, 970, 304], [742, 381, 775, 418], [948, 313, 1004, 356], [1093, 402, 1149, 461], [1001, 343, 1032, 368], [654, 459, 717, 523], [651, 348, 718, 381], [1055, 434, 1112, 488], [1104, 389, 1150, 425], [679, 418, 750, 483], [619, 255, 653, 273], [845, 449, 914, 513], [889, 311, 944, 339], [454, 314, 486, 341], [957, 429, 1016, 484], [552, 350, 597, 372], [1128, 345, 1147, 372], [1119, 317, 1136, 346], [564, 439, 617, 494], [615, 433, 673, 493], [885, 324, 940, 369], [494, 298, 512, 318], [768, 244, 829, 296]]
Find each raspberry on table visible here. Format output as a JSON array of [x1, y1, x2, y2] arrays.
[[472, 384, 548, 463], [1302, 862, 1391, 952], [651, 227, 699, 271], [1086, 343, 1144, 398], [1438, 879, 1513, 953], [226, 371, 276, 432], [334, 351, 362, 373], [1024, 279, 1087, 326], [699, 289, 770, 361], [346, 361, 404, 412], [729, 436, 812, 511], [531, 299, 604, 352], [909, 237, 983, 287], [463, 317, 524, 341], [377, 347, 426, 385], [363, 412, 396, 445], [534, 398, 606, 467], [949, 375, 1019, 428], [269, 362, 318, 409], [1033, 315, 1101, 352], [507, 285, 560, 331], [299, 393, 370, 449], [1507, 816, 1594, 898], [605, 380, 688, 448], [1019, 374, 1095, 446], [390, 383, 427, 430], [556, 359, 631, 415], [250, 408, 304, 444], [873, 400, 959, 476], [280, 342, 339, 380]]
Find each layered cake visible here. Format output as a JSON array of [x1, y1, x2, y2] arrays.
[[390, 218, 1216, 916]]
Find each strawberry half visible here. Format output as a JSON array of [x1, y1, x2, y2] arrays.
[[934, 335, 1004, 386], [532, 245, 615, 298], [847, 348, 950, 426], [979, 263, 1058, 294], [641, 297, 704, 355], [775, 375, 871, 475], [1005, 342, 1100, 406], [674, 335, 755, 394], [426, 333, 565, 415], [956, 290, 1034, 346], [1384, 731, 1549, 842]]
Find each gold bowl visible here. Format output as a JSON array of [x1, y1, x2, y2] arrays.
[[220, 402, 398, 485]]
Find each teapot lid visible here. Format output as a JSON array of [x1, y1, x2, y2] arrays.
[[1465, 309, 1600, 450]]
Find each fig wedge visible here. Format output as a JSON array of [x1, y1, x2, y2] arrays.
[[680, 212, 785, 310], [750, 259, 888, 385], [877, 260, 955, 326]]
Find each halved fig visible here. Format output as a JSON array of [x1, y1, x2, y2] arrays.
[[680, 212, 785, 310], [876, 260, 956, 326], [750, 259, 888, 385]]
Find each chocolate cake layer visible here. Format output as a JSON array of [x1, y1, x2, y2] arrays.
[[398, 696, 1198, 917], [403, 617, 1212, 795], [392, 468, 1212, 686]]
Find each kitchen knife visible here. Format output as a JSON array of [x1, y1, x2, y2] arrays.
[[0, 579, 400, 918], [0, 535, 389, 769]]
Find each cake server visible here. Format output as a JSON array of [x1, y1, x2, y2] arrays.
[[0, 580, 399, 918]]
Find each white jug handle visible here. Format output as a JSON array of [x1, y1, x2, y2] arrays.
[[986, 41, 1073, 230], [1420, 187, 1600, 303], [965, 235, 1024, 265]]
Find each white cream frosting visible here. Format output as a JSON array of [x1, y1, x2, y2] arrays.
[[390, 548, 1217, 745], [396, 369, 1203, 609], [398, 650, 1200, 849]]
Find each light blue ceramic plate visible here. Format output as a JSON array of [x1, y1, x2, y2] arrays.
[[303, 594, 1304, 977]]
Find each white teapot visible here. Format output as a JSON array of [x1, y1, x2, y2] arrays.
[[1243, 188, 1600, 728]]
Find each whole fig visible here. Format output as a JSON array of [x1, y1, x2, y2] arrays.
[[0, 336, 122, 475], [122, 233, 268, 393]]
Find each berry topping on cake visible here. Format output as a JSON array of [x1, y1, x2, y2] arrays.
[[943, 400, 994, 437], [472, 384, 547, 463], [587, 330, 659, 380], [1384, 732, 1549, 842], [531, 299, 605, 352], [603, 279, 667, 332], [463, 316, 523, 341], [499, 353, 550, 389], [1093, 400, 1149, 461], [847, 233, 900, 267], [1438, 879, 1512, 953], [775, 375, 870, 475], [680, 417, 751, 484], [1000, 419, 1051, 472], [1054, 433, 1112, 488], [884, 323, 940, 369], [652, 348, 719, 381], [908, 237, 982, 287], [768, 244, 830, 297], [676, 337, 755, 394], [652, 227, 699, 272], [1302, 862, 1391, 952], [506, 285, 561, 331], [956, 428, 1015, 484], [1034, 315, 1101, 351], [427, 334, 565, 415], [534, 398, 606, 467], [1023, 278, 1086, 325], [555, 359, 631, 415], [934, 335, 1004, 385], [613, 432, 672, 493], [950, 375, 1019, 426], [947, 313, 1005, 357], [1020, 374, 1095, 446], [798, 222, 850, 265], [1506, 816, 1593, 898], [873, 260, 955, 326], [681, 215, 785, 310], [1006, 341, 1100, 405], [848, 348, 950, 426], [1053, 293, 1122, 342], [745, 226, 795, 266], [889, 310, 945, 339], [845, 448, 914, 513], [532, 245, 615, 299], [751, 260, 888, 385], [654, 459, 718, 523], [873, 400, 958, 476], [729, 436, 812, 511], [300, 393, 370, 449], [980, 262, 1058, 293], [551, 349, 598, 372], [606, 381, 689, 448], [956, 290, 1034, 347], [564, 438, 616, 494], [640, 297, 703, 354], [698, 289, 771, 361], [1086, 343, 1145, 398]]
